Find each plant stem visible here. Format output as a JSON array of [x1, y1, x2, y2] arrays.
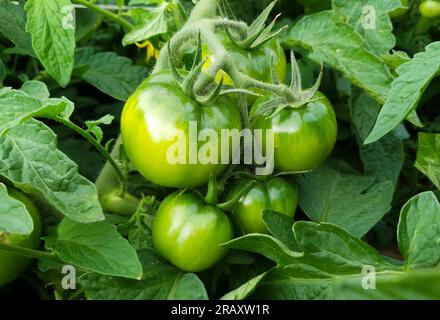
[[0, 242, 61, 263], [72, 0, 134, 31], [154, 0, 219, 72], [204, 175, 219, 205], [186, 0, 219, 25], [52, 116, 127, 195], [217, 180, 256, 211]]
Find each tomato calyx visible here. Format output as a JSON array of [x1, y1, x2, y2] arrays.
[[251, 51, 323, 119], [168, 32, 259, 105], [220, 1, 287, 50], [168, 35, 229, 105]]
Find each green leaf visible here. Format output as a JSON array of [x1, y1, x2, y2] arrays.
[[406, 109, 423, 128], [221, 234, 302, 266], [45, 218, 142, 279], [294, 222, 394, 273], [252, 267, 440, 299], [0, 89, 68, 136], [0, 119, 104, 223], [296, 164, 394, 237], [19, 80, 50, 100], [382, 50, 411, 69], [0, 183, 33, 235], [415, 133, 440, 189], [80, 249, 208, 299], [286, 11, 393, 103], [85, 115, 115, 143], [221, 271, 269, 300], [0, 0, 34, 56], [248, 221, 412, 300], [397, 192, 440, 269], [74, 48, 148, 101], [75, 8, 100, 42], [262, 210, 297, 250], [351, 93, 405, 187], [332, 0, 400, 55], [365, 41, 440, 144], [122, 4, 168, 46], [359, 135, 404, 187], [25, 0, 75, 87]]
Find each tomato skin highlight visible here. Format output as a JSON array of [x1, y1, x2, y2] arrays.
[[251, 92, 337, 173], [0, 188, 42, 287], [152, 191, 233, 272], [121, 71, 242, 188], [226, 177, 297, 234], [203, 34, 287, 103], [420, 0, 440, 18]]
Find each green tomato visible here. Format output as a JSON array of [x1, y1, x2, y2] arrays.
[[152, 191, 233, 272], [251, 92, 337, 172], [225, 177, 297, 234], [0, 188, 42, 287], [420, 0, 440, 18], [121, 71, 242, 188], [203, 34, 287, 103], [389, 0, 409, 19]]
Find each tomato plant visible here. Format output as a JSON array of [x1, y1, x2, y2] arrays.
[[1, 0, 440, 303]]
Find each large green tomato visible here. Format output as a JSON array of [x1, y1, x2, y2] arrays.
[[121, 71, 242, 188], [420, 0, 440, 18], [152, 191, 233, 272], [225, 177, 297, 234], [203, 34, 286, 103], [251, 92, 337, 172], [0, 188, 42, 287]]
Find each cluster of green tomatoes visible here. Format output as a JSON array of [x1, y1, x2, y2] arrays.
[[120, 33, 337, 272]]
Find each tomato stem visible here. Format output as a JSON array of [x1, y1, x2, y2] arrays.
[[185, 0, 219, 25], [204, 175, 219, 206], [0, 242, 62, 263], [72, 0, 134, 31], [217, 180, 256, 211], [51, 116, 127, 196]]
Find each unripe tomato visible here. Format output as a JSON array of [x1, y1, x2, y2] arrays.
[[0, 188, 42, 287], [251, 92, 337, 172], [121, 71, 242, 188], [203, 34, 287, 103], [420, 0, 440, 18], [152, 191, 233, 272], [225, 177, 297, 234]]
